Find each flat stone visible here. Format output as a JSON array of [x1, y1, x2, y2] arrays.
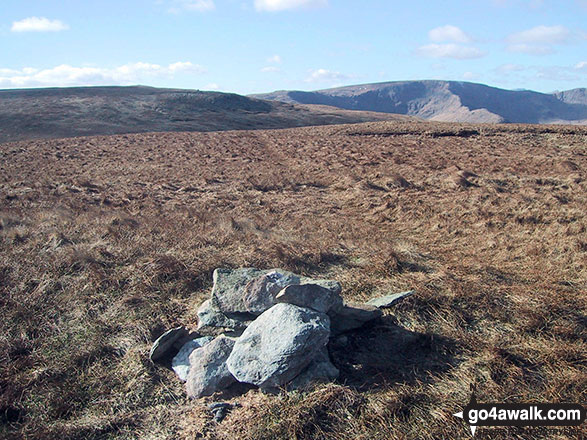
[[211, 268, 342, 319], [212, 268, 299, 318], [149, 327, 189, 362], [288, 347, 339, 390], [226, 303, 330, 389], [185, 335, 236, 399], [197, 299, 250, 331], [275, 283, 343, 314], [366, 291, 414, 308], [330, 303, 382, 335], [172, 336, 214, 381]]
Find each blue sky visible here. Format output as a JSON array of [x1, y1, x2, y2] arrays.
[[1, 0, 586, 94]]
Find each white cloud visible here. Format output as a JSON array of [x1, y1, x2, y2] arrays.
[[429, 25, 471, 43], [168, 0, 215, 13], [204, 82, 219, 90], [0, 62, 205, 88], [305, 68, 350, 83], [254, 0, 327, 12], [11, 17, 68, 32], [506, 43, 554, 55], [267, 55, 282, 64], [575, 61, 587, 71], [462, 71, 479, 80], [261, 66, 281, 73], [508, 25, 571, 44], [495, 63, 526, 73], [505, 25, 574, 55], [417, 44, 486, 59]]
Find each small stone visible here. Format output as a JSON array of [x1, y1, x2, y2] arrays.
[[365, 291, 414, 308], [149, 327, 189, 362], [330, 303, 382, 334], [186, 335, 237, 398], [226, 303, 331, 389], [275, 283, 343, 314], [208, 402, 233, 422], [172, 336, 214, 381]]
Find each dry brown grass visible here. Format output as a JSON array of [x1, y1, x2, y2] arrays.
[[0, 121, 585, 439]]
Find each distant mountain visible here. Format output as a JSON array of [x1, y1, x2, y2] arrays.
[[252, 81, 587, 125], [553, 88, 587, 105], [0, 86, 410, 143]]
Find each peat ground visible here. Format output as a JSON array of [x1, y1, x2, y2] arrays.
[[0, 121, 585, 439]]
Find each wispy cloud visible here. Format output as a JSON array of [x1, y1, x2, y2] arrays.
[[506, 25, 572, 55], [490, 61, 587, 86], [418, 43, 485, 59], [11, 17, 69, 32], [167, 0, 215, 13], [429, 25, 472, 43], [261, 54, 282, 73], [419, 26, 485, 60], [0, 62, 205, 88], [254, 0, 328, 12], [495, 63, 526, 74], [260, 66, 281, 73], [508, 25, 571, 44], [305, 68, 350, 83]]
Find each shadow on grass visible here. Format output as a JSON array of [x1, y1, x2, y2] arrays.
[[330, 314, 461, 391]]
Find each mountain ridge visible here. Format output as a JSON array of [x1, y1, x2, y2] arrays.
[[0, 85, 410, 143], [251, 80, 587, 125]]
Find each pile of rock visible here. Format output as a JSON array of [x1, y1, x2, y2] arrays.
[[150, 268, 413, 398]]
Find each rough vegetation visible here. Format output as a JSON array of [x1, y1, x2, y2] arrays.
[[0, 121, 585, 439]]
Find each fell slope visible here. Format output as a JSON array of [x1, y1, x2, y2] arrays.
[[0, 86, 410, 143], [1, 121, 585, 439], [253, 80, 587, 124]]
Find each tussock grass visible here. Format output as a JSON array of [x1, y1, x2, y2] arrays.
[[0, 121, 585, 439]]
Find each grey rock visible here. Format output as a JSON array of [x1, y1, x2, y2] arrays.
[[288, 347, 339, 390], [330, 303, 383, 335], [211, 267, 342, 319], [149, 326, 189, 362], [197, 299, 250, 331], [208, 402, 234, 423], [275, 283, 343, 314], [211, 268, 298, 318], [226, 303, 330, 389], [172, 336, 214, 381], [185, 335, 236, 398], [366, 290, 414, 308]]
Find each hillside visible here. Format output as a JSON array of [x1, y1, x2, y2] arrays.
[[1, 121, 585, 439], [0, 86, 410, 143], [252, 81, 587, 124]]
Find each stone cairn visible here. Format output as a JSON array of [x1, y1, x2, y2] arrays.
[[150, 268, 413, 398]]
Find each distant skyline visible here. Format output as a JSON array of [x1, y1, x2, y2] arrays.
[[1, 0, 586, 94]]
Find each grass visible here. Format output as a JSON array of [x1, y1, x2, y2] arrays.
[[0, 121, 585, 439]]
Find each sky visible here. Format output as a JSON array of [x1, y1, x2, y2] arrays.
[[1, 0, 586, 94]]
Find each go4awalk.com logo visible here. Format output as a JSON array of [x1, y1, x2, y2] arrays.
[[453, 387, 586, 436]]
